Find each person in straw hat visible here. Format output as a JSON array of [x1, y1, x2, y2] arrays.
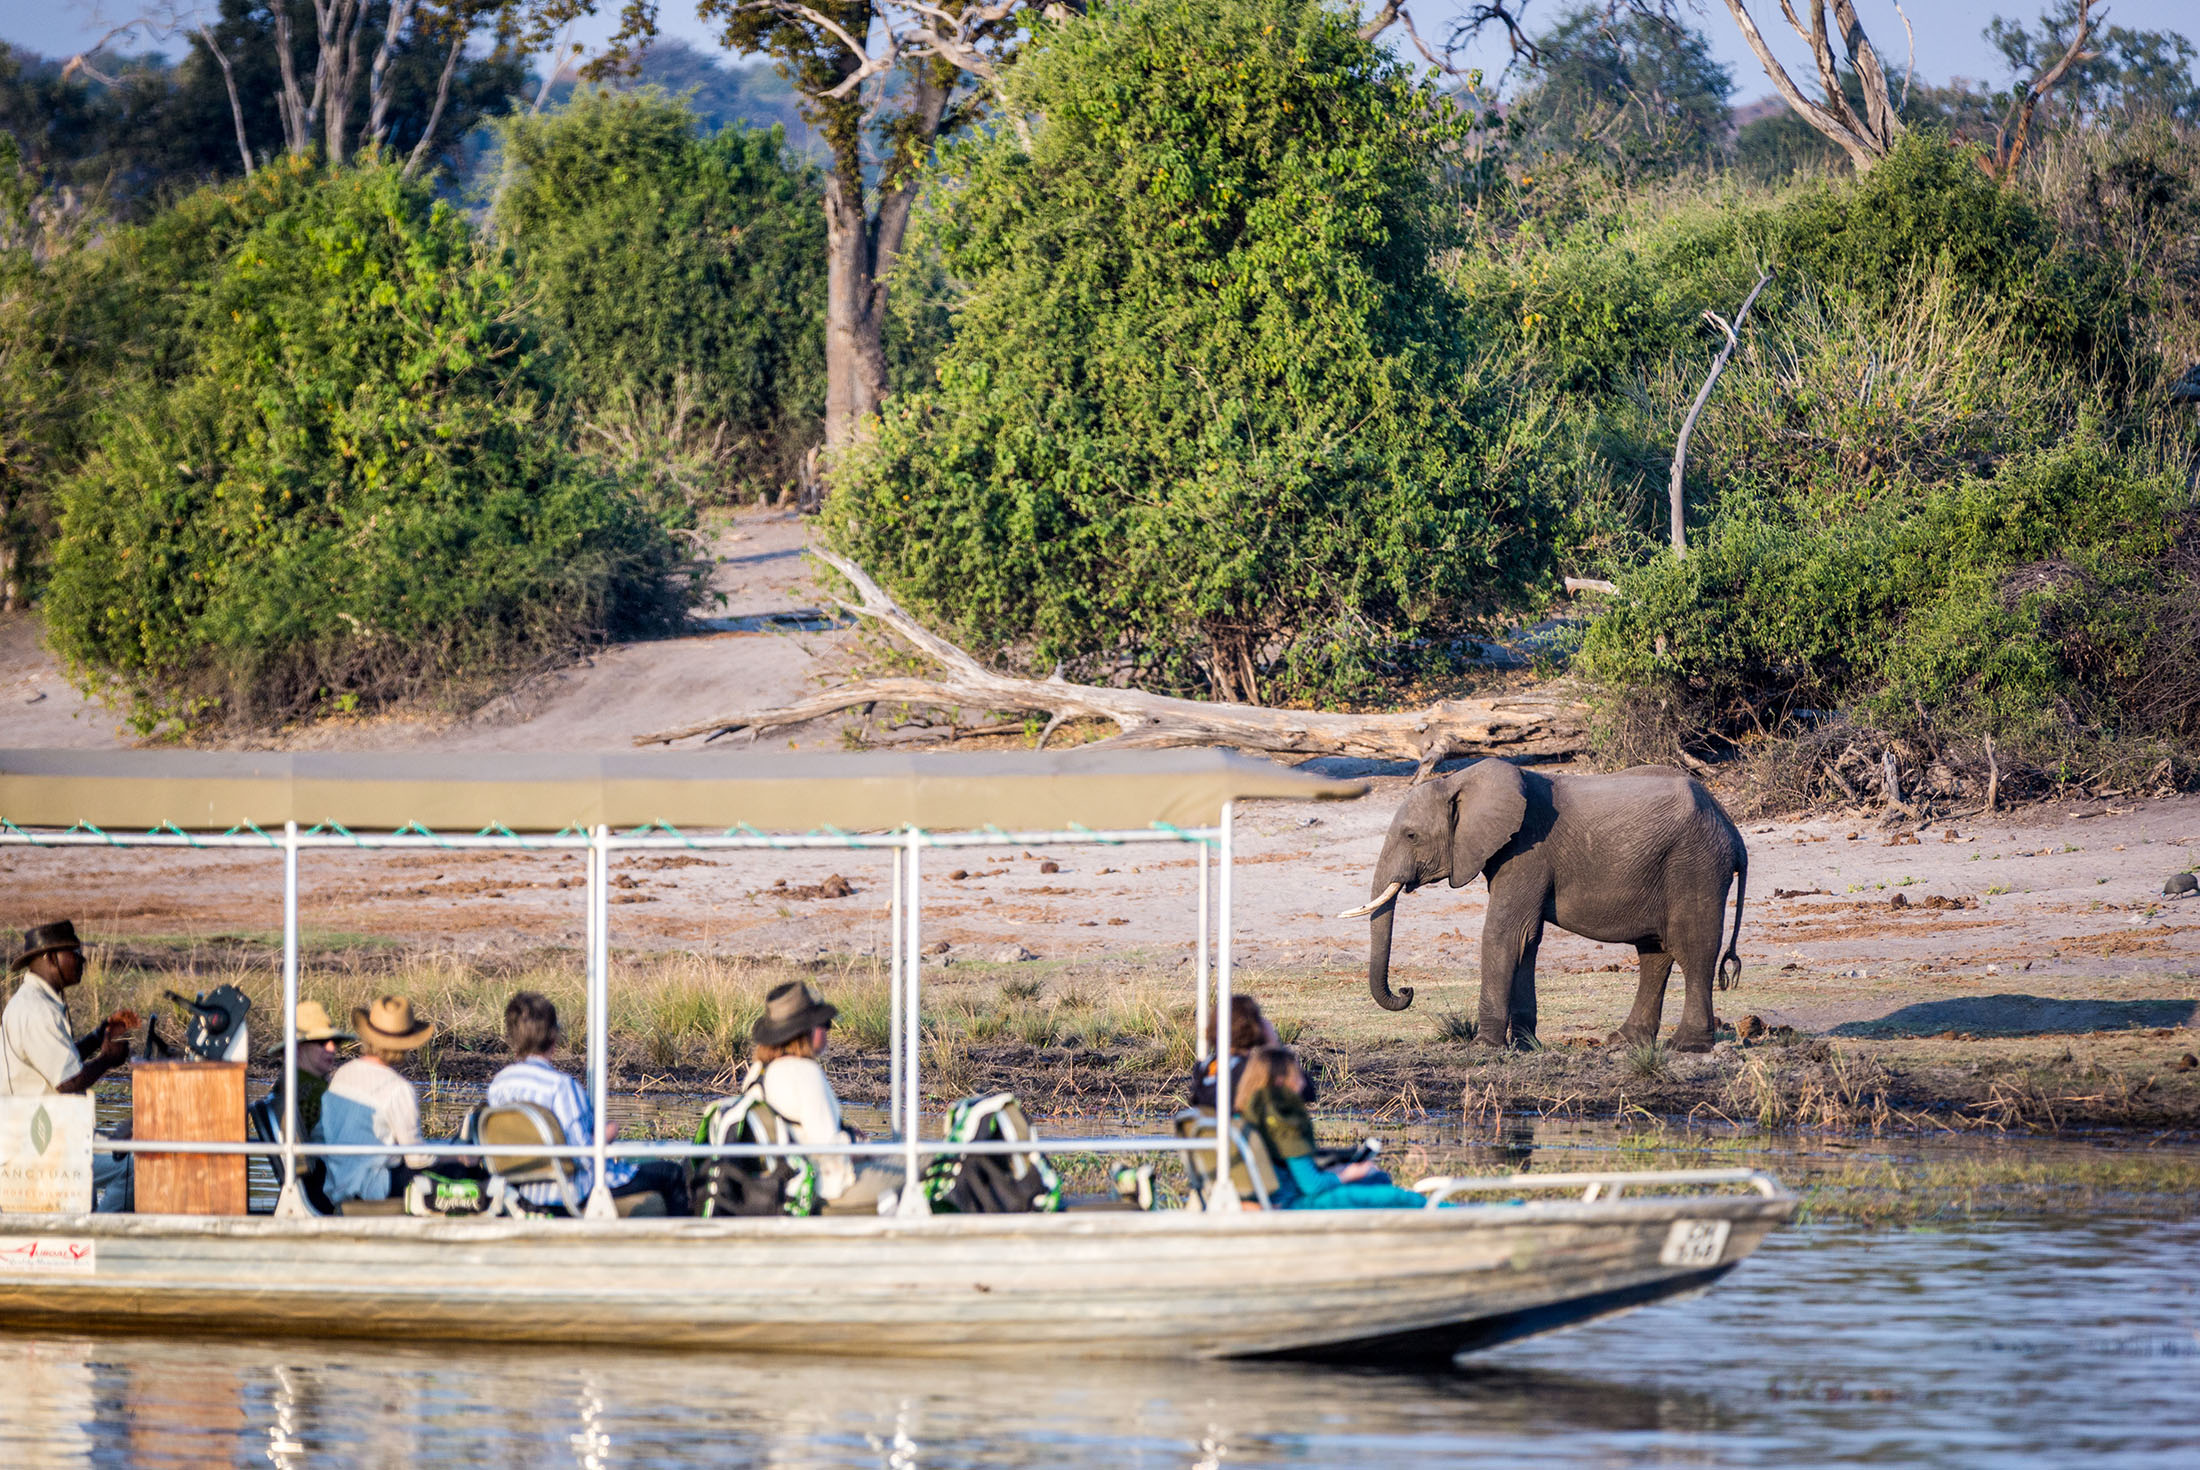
[[742, 980, 903, 1214], [261, 1000, 353, 1139], [4, 920, 132, 1098], [318, 994, 438, 1207]]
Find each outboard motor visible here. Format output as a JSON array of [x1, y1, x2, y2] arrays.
[[159, 985, 252, 1062]]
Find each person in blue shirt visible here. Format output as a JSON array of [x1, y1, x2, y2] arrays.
[[1234, 1046, 1431, 1210], [485, 992, 687, 1215]]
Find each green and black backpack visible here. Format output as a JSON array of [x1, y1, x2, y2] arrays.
[[688, 1088, 820, 1218], [920, 1092, 1063, 1214]]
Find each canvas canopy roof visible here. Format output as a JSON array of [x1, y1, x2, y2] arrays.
[[0, 748, 1367, 835]]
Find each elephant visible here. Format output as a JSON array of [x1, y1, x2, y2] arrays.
[[1340, 760, 1748, 1052]]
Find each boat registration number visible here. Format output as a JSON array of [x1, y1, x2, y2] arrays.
[[0, 1237, 96, 1276], [1659, 1219, 1730, 1268]]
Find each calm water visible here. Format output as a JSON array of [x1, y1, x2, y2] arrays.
[[2, 1216, 2193, 1467]]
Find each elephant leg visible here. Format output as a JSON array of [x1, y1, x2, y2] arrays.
[[1507, 926, 1545, 1050], [1669, 924, 1722, 1053], [1477, 880, 1545, 1049], [1611, 944, 1672, 1045]]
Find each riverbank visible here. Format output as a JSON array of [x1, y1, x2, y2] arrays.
[[72, 933, 2200, 1135]]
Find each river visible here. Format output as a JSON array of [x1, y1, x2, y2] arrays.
[[2, 1211, 2193, 1467]]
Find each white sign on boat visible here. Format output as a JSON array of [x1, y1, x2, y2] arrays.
[[0, 1096, 94, 1215]]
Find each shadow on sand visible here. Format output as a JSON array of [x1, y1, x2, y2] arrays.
[[1829, 994, 2198, 1038]]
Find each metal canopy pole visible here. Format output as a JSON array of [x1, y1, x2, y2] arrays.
[[896, 831, 926, 1214], [889, 838, 903, 1128], [272, 820, 309, 1218], [583, 825, 616, 1219], [1213, 801, 1236, 1208], [1194, 839, 1211, 1064]]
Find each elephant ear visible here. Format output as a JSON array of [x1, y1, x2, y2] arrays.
[[1448, 759, 1528, 888]]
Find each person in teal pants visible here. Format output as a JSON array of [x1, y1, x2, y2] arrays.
[[1235, 1046, 1434, 1210]]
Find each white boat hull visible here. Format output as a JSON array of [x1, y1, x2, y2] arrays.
[[0, 1192, 1795, 1362]]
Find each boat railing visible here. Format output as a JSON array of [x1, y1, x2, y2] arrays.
[[1415, 1168, 1786, 1205], [3, 814, 1257, 1217]]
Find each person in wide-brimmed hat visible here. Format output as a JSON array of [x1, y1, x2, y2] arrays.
[[318, 995, 438, 1207], [3, 920, 131, 1098], [741, 981, 900, 1214], [260, 1000, 355, 1139]]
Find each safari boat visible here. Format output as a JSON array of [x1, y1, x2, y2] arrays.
[[0, 748, 1796, 1362]]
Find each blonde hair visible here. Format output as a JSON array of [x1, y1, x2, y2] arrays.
[[1232, 1045, 1302, 1113], [753, 1032, 819, 1066], [362, 1042, 412, 1066]]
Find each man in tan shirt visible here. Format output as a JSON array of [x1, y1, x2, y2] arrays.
[[3, 921, 129, 1097]]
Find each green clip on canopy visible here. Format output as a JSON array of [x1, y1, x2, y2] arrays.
[[0, 748, 1368, 835]]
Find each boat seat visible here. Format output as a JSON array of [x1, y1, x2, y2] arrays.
[[335, 1196, 409, 1216], [1171, 1108, 1276, 1209], [478, 1102, 585, 1217], [246, 1094, 333, 1215]]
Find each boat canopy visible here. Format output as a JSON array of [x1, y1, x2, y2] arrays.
[[0, 747, 1367, 834]]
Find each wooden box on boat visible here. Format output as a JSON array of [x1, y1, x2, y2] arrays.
[[132, 1062, 246, 1217]]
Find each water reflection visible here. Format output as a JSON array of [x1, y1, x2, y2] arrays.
[[3, 1218, 2195, 1467]]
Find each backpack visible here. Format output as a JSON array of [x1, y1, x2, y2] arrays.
[[919, 1092, 1063, 1214], [688, 1088, 819, 1218]]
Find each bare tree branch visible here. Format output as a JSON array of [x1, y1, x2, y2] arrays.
[[635, 548, 1588, 776], [405, 20, 469, 176], [1986, 0, 2101, 182], [198, 24, 254, 175], [1719, 0, 1901, 169], [1670, 269, 1772, 556]]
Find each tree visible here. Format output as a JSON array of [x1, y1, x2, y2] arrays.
[[1717, 0, 1907, 170], [1510, 6, 1732, 180], [824, 0, 1559, 705], [493, 89, 827, 498], [1990, 1, 2200, 121], [523, 1, 1037, 455], [45, 159, 695, 730]]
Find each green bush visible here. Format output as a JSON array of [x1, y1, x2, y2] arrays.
[[492, 89, 826, 502], [824, 0, 1562, 703], [1577, 421, 2194, 765], [46, 161, 695, 731]]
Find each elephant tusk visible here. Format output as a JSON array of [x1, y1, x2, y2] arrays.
[[1338, 882, 1405, 920]]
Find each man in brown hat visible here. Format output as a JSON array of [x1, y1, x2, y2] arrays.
[[318, 994, 437, 1207], [4, 920, 131, 1097]]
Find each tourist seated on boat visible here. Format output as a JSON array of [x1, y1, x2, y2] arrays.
[[254, 999, 352, 1211], [6, 921, 137, 1211], [1235, 1046, 1429, 1211], [1188, 995, 1317, 1108], [742, 981, 901, 1214], [485, 991, 689, 1215], [318, 995, 440, 1208]]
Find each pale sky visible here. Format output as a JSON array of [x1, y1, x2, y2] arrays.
[[6, 1, 2193, 101]]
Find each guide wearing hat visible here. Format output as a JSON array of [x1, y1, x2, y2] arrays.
[[318, 995, 439, 1207], [742, 981, 902, 1213], [263, 1000, 355, 1138], [4, 920, 133, 1098]]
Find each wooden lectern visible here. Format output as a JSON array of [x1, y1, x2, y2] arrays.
[[133, 1060, 247, 1215]]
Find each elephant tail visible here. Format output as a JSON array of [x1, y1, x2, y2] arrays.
[[1718, 846, 1747, 991]]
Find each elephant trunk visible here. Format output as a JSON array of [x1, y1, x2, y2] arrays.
[[1368, 902, 1415, 1011]]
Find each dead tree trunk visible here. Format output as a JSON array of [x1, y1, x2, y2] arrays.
[[634, 548, 1588, 779]]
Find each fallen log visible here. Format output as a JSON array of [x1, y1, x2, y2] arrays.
[[635, 548, 1589, 780]]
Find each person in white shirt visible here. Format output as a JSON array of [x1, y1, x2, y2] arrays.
[[485, 991, 686, 1214], [318, 995, 438, 1206], [3, 921, 130, 1098], [742, 981, 901, 1214]]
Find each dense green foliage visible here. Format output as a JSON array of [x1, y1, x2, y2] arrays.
[[44, 160, 694, 731], [494, 89, 827, 501], [827, 0, 1561, 703]]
